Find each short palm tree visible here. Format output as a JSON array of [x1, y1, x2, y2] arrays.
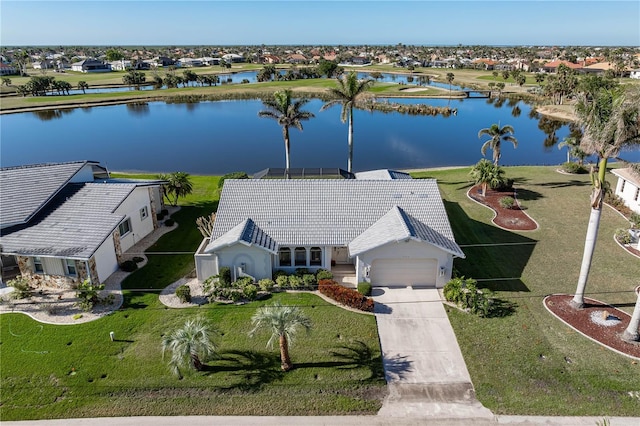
[[249, 302, 312, 371], [571, 86, 640, 308], [162, 317, 218, 378], [478, 123, 518, 166], [321, 71, 374, 173], [157, 171, 193, 206], [470, 159, 505, 196], [77, 81, 89, 94], [258, 89, 315, 178]]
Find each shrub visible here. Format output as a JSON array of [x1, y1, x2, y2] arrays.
[[357, 282, 372, 296], [9, 277, 32, 300], [175, 284, 192, 303], [295, 268, 310, 277], [218, 171, 249, 190], [75, 278, 105, 312], [120, 260, 138, 272], [316, 269, 333, 280], [164, 218, 175, 226], [132, 256, 145, 264], [275, 275, 289, 289], [302, 274, 317, 289], [561, 162, 588, 174], [243, 284, 258, 300], [499, 196, 515, 209], [443, 276, 494, 317], [630, 212, 640, 229], [288, 275, 302, 289], [258, 278, 275, 292], [318, 279, 374, 312], [161, 208, 169, 216], [492, 178, 514, 192], [216, 267, 232, 287], [229, 289, 244, 303], [273, 270, 288, 279], [615, 228, 632, 245], [233, 277, 253, 289], [39, 302, 62, 315]]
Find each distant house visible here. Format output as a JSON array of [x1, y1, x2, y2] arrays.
[[631, 69, 640, 80], [612, 168, 640, 215], [473, 59, 496, 70], [32, 60, 54, 70], [200, 57, 220, 66], [0, 161, 165, 286], [350, 56, 371, 66], [0, 63, 17, 76], [176, 58, 203, 67], [71, 59, 112, 73], [286, 54, 307, 64], [581, 61, 630, 77], [152, 56, 175, 67], [195, 176, 464, 288], [222, 53, 245, 63], [110, 60, 132, 71], [541, 60, 581, 73], [262, 54, 280, 64]]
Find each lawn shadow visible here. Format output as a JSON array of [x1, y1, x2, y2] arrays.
[[486, 298, 518, 318], [329, 340, 385, 381], [537, 180, 591, 189], [208, 349, 284, 391], [374, 302, 393, 314], [514, 188, 543, 202], [444, 200, 537, 292]]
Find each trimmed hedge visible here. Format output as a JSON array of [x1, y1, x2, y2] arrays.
[[357, 282, 372, 296], [318, 279, 374, 312]]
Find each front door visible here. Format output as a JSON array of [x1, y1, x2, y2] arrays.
[[332, 247, 350, 265]]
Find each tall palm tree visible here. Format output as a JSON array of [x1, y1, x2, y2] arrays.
[[321, 71, 374, 173], [258, 89, 315, 178], [478, 123, 518, 166], [158, 171, 193, 206], [77, 81, 89, 94], [162, 317, 218, 378], [571, 86, 640, 308], [249, 302, 312, 371]]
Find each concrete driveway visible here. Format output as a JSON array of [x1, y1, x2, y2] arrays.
[[372, 287, 494, 420]]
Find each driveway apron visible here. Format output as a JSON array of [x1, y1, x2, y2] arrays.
[[373, 287, 494, 419]]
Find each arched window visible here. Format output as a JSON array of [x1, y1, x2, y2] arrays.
[[310, 247, 322, 266], [294, 247, 307, 266], [279, 247, 291, 266]]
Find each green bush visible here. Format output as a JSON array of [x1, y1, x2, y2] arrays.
[[243, 284, 258, 300], [302, 274, 317, 289], [615, 228, 632, 245], [164, 218, 175, 226], [75, 278, 105, 312], [175, 284, 191, 303], [132, 256, 145, 264], [316, 269, 333, 280], [275, 275, 289, 288], [233, 277, 253, 289], [492, 178, 514, 192], [218, 171, 249, 190], [120, 260, 138, 272], [444, 276, 494, 317], [217, 267, 232, 287], [630, 212, 640, 229], [258, 278, 275, 292], [295, 268, 310, 277], [288, 275, 302, 289], [499, 196, 515, 209], [229, 289, 244, 303], [9, 277, 32, 300], [562, 162, 588, 174], [357, 282, 372, 296], [273, 270, 288, 279]]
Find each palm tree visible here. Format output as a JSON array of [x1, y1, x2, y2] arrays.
[[571, 86, 640, 308], [478, 123, 518, 166], [470, 159, 505, 196], [158, 171, 194, 206], [161, 317, 218, 378], [258, 89, 315, 178], [77, 81, 89, 94], [321, 71, 374, 173], [249, 302, 312, 371]]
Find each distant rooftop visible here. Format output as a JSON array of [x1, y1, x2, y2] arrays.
[[252, 168, 355, 180]]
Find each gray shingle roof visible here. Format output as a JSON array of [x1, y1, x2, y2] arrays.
[[205, 218, 277, 254], [0, 183, 136, 258], [0, 161, 95, 228], [211, 180, 463, 257]]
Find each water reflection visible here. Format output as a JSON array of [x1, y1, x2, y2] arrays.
[[126, 102, 150, 116], [31, 109, 74, 121]]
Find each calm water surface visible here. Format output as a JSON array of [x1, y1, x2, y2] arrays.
[[2, 97, 639, 174]]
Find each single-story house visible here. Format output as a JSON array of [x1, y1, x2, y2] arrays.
[[195, 178, 464, 289], [631, 69, 640, 80], [71, 59, 112, 73], [0, 161, 165, 286], [611, 167, 640, 215], [0, 63, 17, 75], [222, 54, 245, 63]]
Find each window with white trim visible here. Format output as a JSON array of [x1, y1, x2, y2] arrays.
[[140, 206, 149, 220], [294, 247, 307, 266], [621, 180, 626, 193], [64, 259, 77, 276], [279, 248, 291, 266], [310, 247, 322, 266], [118, 218, 132, 236], [33, 256, 44, 273]]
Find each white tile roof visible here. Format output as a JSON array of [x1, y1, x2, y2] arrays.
[[612, 168, 640, 187], [211, 180, 463, 257], [355, 169, 412, 180], [205, 218, 277, 254]]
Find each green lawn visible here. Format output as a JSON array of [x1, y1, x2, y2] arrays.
[[0, 173, 385, 420], [414, 166, 640, 416]]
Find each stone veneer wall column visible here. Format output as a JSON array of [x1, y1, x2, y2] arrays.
[[113, 230, 123, 264], [148, 187, 159, 230], [77, 260, 88, 283], [88, 257, 99, 284]]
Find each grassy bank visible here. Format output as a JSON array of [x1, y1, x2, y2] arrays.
[[415, 166, 640, 416]]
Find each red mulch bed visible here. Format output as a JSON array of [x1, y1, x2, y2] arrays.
[[468, 185, 538, 231], [544, 294, 640, 359]]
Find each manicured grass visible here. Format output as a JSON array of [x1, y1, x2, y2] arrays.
[[413, 166, 640, 416], [0, 172, 385, 420]]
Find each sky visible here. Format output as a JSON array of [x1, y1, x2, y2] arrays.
[[1, 0, 638, 47]]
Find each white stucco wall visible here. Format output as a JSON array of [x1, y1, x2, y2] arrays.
[[115, 187, 155, 252], [354, 239, 455, 288], [614, 176, 640, 215], [215, 244, 273, 281], [195, 238, 218, 281], [94, 236, 118, 283], [70, 164, 97, 183]]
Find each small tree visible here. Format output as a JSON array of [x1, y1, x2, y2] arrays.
[[157, 172, 193, 206], [249, 302, 312, 371], [162, 317, 218, 378], [75, 278, 105, 312], [77, 81, 89, 94], [470, 159, 505, 196], [196, 212, 216, 238]]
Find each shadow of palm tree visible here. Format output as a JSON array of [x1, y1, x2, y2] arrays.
[[514, 188, 544, 201], [329, 340, 385, 381], [374, 302, 393, 314], [486, 298, 518, 318], [382, 353, 413, 381], [206, 350, 284, 391], [537, 180, 591, 188]]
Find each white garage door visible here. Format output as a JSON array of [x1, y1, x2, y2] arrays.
[[370, 258, 437, 288]]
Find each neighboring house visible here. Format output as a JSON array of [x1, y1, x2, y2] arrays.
[[630, 69, 640, 80], [71, 59, 112, 73], [541, 60, 582, 73], [286, 54, 307, 64], [612, 168, 640, 215], [355, 169, 411, 180], [195, 178, 464, 289], [110, 60, 132, 71], [0, 63, 17, 75], [176, 58, 203, 67], [32, 60, 54, 70], [350, 56, 371, 66], [200, 57, 220, 66], [222, 53, 245, 63], [0, 161, 165, 286], [261, 55, 280, 64]]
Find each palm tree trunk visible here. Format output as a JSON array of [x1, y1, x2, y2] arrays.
[[622, 288, 640, 342], [347, 107, 354, 173], [283, 126, 291, 179], [571, 158, 608, 309], [279, 334, 292, 371], [191, 353, 203, 371]]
